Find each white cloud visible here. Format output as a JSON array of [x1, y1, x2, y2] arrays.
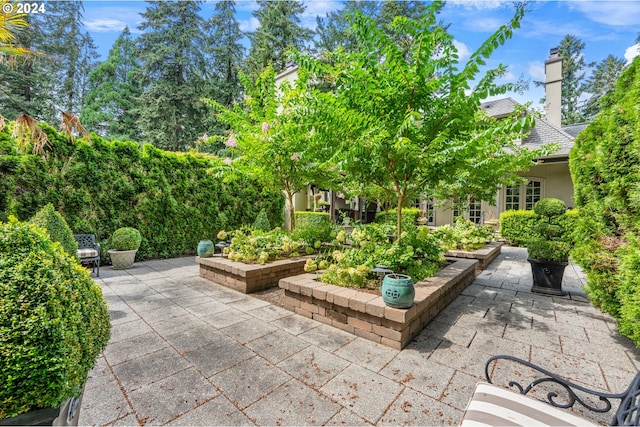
[[85, 18, 129, 33], [448, 0, 506, 10], [239, 17, 260, 33], [568, 0, 640, 27], [528, 61, 546, 81], [453, 40, 471, 61], [625, 43, 640, 63]]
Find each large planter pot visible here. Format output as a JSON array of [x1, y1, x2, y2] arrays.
[[108, 249, 137, 270], [0, 387, 84, 426], [381, 274, 415, 309], [528, 258, 568, 296], [197, 240, 214, 257]]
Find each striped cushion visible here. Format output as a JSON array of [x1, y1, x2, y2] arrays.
[[461, 382, 597, 426], [77, 248, 99, 258]]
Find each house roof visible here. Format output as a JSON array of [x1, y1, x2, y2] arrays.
[[481, 97, 575, 158], [562, 123, 588, 138]]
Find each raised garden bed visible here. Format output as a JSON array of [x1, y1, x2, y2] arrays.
[[197, 256, 310, 294], [444, 241, 503, 271], [279, 258, 478, 350]]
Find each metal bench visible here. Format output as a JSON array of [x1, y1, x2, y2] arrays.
[[74, 234, 100, 277], [461, 355, 640, 426]]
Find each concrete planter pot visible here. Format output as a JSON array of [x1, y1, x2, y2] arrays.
[[108, 249, 137, 270]]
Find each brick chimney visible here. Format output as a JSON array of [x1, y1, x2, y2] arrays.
[[545, 47, 562, 128]]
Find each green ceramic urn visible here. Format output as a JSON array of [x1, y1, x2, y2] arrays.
[[381, 274, 415, 309]]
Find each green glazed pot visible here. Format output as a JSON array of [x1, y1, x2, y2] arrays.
[[197, 240, 214, 258], [381, 274, 415, 309]]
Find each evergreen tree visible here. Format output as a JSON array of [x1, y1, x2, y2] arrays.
[[81, 27, 142, 139], [0, 13, 49, 119], [246, 0, 312, 79], [137, 0, 211, 151], [209, 0, 244, 108], [557, 34, 592, 125], [582, 54, 625, 120], [39, 1, 89, 120], [314, 1, 379, 53]]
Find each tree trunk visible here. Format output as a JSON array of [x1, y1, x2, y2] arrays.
[[286, 190, 295, 232], [396, 194, 404, 244]]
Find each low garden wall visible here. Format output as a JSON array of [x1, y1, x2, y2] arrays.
[[197, 256, 310, 294], [279, 258, 478, 350], [445, 241, 503, 271]]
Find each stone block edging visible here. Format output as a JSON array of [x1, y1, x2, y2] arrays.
[[197, 256, 310, 293], [445, 241, 503, 271], [279, 258, 478, 350]]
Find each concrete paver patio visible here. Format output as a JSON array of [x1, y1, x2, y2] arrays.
[[79, 246, 640, 426]]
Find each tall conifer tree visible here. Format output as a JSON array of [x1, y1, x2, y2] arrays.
[[81, 27, 142, 139], [246, 0, 311, 79], [137, 0, 211, 151]]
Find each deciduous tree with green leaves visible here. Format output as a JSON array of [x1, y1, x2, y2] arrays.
[[295, 1, 551, 242], [207, 67, 318, 231]]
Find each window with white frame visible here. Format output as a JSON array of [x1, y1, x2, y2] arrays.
[[504, 179, 543, 210], [468, 198, 482, 224]]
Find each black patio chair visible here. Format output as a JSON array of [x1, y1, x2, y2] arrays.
[[74, 234, 100, 277]]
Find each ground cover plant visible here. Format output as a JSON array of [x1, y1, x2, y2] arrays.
[[0, 121, 283, 261], [569, 56, 640, 345]]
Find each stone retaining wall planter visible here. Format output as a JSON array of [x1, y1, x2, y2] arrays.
[[445, 241, 503, 271], [197, 256, 310, 294], [279, 258, 478, 350]]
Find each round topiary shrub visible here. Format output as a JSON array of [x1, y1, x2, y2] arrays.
[[29, 203, 78, 258], [110, 227, 142, 251], [533, 198, 567, 220], [0, 218, 111, 419]]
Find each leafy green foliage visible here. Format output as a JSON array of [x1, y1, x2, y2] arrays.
[[294, 211, 330, 229], [295, 2, 550, 242], [527, 239, 570, 263], [569, 56, 640, 345], [433, 219, 494, 252], [109, 227, 141, 251], [533, 197, 567, 219], [29, 203, 78, 258], [252, 208, 271, 232], [0, 121, 284, 261], [0, 218, 110, 419], [317, 222, 443, 288], [499, 210, 536, 246], [293, 221, 337, 248]]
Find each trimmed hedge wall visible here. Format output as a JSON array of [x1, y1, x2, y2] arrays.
[[0, 122, 284, 261], [294, 211, 330, 229], [499, 209, 578, 247], [569, 56, 640, 346]]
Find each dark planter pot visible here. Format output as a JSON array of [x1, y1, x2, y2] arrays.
[[0, 387, 84, 426], [528, 258, 568, 296]]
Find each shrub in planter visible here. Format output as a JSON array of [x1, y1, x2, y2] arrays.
[[434, 218, 495, 252], [29, 203, 78, 258], [110, 227, 142, 250], [0, 218, 110, 420], [108, 227, 142, 269]]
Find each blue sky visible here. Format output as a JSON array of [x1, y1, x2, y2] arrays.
[[82, 0, 640, 109]]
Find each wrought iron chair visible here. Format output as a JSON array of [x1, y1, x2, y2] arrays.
[[74, 234, 100, 277], [460, 355, 640, 426]]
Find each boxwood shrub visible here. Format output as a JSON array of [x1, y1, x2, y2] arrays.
[[499, 210, 536, 246], [294, 211, 330, 229], [0, 123, 284, 261], [109, 227, 142, 251], [29, 203, 78, 258], [0, 218, 110, 419]]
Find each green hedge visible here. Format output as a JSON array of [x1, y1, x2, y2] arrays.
[[294, 211, 330, 229], [375, 207, 420, 226], [0, 122, 284, 261], [29, 203, 78, 258], [499, 210, 536, 246], [569, 57, 640, 346], [499, 209, 578, 247]]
